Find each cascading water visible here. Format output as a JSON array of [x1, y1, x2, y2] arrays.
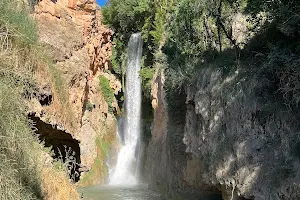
[[109, 33, 143, 185]]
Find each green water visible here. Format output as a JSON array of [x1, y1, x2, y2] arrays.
[[78, 184, 224, 200], [78, 184, 164, 200]]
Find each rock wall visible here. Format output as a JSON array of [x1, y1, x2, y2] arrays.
[[183, 68, 300, 200], [28, 0, 120, 184], [144, 71, 169, 190], [145, 71, 221, 199], [145, 68, 300, 199]]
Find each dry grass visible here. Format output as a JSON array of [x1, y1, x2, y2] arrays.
[[0, 74, 42, 200], [41, 168, 80, 200], [45, 63, 76, 130], [0, 1, 80, 199]]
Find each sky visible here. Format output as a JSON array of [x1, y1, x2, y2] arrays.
[[96, 0, 106, 6]]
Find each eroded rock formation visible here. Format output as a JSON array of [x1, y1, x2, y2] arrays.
[[28, 0, 120, 184], [183, 68, 300, 200], [145, 68, 300, 200]]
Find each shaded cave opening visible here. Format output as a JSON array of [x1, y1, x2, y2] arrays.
[[29, 114, 81, 182], [39, 93, 52, 106], [208, 194, 223, 200], [199, 188, 223, 200]]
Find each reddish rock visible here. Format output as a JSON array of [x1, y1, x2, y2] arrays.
[[31, 0, 120, 185], [68, 0, 77, 9]]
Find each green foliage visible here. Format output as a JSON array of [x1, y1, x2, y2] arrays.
[[86, 101, 94, 112], [111, 44, 122, 76], [0, 0, 38, 47], [246, 0, 300, 37], [104, 0, 300, 112], [102, 0, 153, 89], [0, 2, 44, 198], [99, 75, 115, 113], [139, 67, 155, 97], [168, 0, 205, 55], [103, 0, 177, 98], [111, 39, 127, 78], [102, 0, 151, 34], [161, 0, 245, 88], [0, 77, 43, 200]]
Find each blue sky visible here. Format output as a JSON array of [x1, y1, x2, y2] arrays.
[[96, 0, 106, 6]]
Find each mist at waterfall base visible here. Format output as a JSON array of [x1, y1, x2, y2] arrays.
[[109, 33, 143, 185]]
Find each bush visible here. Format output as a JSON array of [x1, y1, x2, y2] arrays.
[[139, 67, 155, 98], [0, 0, 38, 47], [86, 101, 94, 112], [0, 77, 42, 200], [99, 75, 115, 113], [0, 3, 42, 198]]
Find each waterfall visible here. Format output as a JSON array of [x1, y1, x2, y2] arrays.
[[109, 33, 143, 185]]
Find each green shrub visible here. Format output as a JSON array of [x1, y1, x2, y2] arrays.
[[111, 41, 123, 77], [99, 75, 115, 113], [0, 0, 38, 47], [86, 101, 94, 112], [102, 0, 175, 99], [0, 77, 43, 200], [0, 2, 43, 197], [139, 67, 155, 97]]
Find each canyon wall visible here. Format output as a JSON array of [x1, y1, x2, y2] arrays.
[[28, 0, 120, 185], [182, 68, 300, 200], [145, 67, 300, 199]]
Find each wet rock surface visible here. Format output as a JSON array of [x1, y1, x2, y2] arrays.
[[145, 68, 300, 200]]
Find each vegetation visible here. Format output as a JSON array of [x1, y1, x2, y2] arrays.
[[103, 0, 300, 112], [0, 1, 40, 199], [0, 77, 41, 200], [99, 75, 115, 113], [0, 0, 79, 199], [103, 0, 176, 97], [0, 0, 38, 46], [139, 67, 155, 98], [85, 101, 94, 112], [79, 127, 115, 186], [47, 62, 76, 128]]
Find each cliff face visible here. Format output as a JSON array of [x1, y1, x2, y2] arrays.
[[144, 71, 169, 190], [145, 71, 206, 199], [146, 67, 300, 199], [28, 0, 120, 184], [183, 68, 300, 200]]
